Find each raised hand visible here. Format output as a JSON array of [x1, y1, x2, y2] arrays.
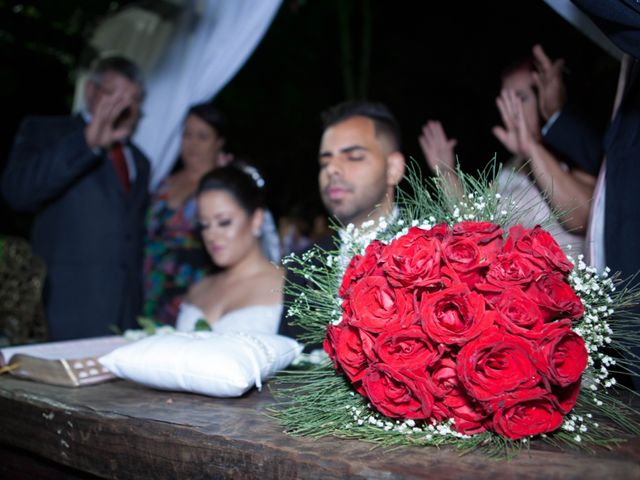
[[532, 44, 566, 121], [84, 78, 142, 149], [493, 89, 521, 156], [492, 89, 538, 158], [418, 120, 458, 175]]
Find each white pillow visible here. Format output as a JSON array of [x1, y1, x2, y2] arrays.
[[99, 331, 302, 397]]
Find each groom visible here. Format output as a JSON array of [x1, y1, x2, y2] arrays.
[[279, 100, 406, 343], [317, 100, 406, 232]]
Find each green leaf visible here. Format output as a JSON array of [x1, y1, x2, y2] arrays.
[[136, 316, 158, 335], [194, 319, 212, 331]]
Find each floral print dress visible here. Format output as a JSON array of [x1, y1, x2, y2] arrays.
[[143, 180, 212, 325]]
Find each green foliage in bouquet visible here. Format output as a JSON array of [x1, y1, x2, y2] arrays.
[[273, 159, 640, 455]]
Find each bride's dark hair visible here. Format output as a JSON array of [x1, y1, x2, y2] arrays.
[[197, 162, 266, 214]]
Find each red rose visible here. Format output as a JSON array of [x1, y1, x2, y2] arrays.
[[444, 222, 504, 289], [428, 356, 459, 399], [457, 328, 541, 403], [504, 225, 573, 274], [341, 296, 353, 319], [442, 237, 486, 288], [477, 252, 542, 293], [452, 221, 504, 243], [362, 363, 434, 419], [428, 356, 489, 434], [324, 323, 341, 368], [444, 237, 482, 272], [492, 287, 546, 338], [376, 326, 444, 370], [527, 273, 584, 322], [430, 400, 452, 423], [423, 223, 451, 241], [348, 276, 414, 333], [418, 284, 494, 345], [381, 227, 444, 290], [339, 240, 386, 298], [535, 320, 588, 387], [328, 324, 376, 384], [552, 380, 581, 414], [424, 356, 457, 421], [492, 387, 564, 439], [447, 389, 489, 435]]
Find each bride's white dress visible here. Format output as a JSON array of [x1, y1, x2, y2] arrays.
[[175, 303, 282, 334]]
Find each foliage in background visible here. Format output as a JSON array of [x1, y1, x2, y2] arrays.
[[0, 0, 132, 73]]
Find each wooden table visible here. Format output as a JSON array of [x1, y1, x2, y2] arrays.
[[0, 376, 639, 480]]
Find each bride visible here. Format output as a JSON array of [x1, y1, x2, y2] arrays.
[[175, 163, 283, 333]]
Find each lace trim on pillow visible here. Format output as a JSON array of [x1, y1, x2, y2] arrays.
[[222, 331, 276, 391]]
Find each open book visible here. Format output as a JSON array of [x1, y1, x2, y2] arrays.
[[0, 336, 129, 387]]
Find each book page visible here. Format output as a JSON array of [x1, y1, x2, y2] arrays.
[[0, 336, 129, 365]]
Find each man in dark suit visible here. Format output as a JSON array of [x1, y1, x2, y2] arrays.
[[535, 6, 640, 280], [535, 0, 640, 388], [278, 101, 406, 346], [2, 56, 150, 340]]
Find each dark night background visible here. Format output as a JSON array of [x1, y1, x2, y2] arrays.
[[0, 0, 619, 237]]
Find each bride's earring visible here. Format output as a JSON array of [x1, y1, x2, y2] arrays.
[[251, 209, 264, 239]]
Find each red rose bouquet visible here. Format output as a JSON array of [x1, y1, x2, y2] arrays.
[[326, 222, 586, 439], [277, 163, 640, 452]]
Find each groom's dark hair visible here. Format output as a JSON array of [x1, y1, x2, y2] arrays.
[[321, 100, 401, 152]]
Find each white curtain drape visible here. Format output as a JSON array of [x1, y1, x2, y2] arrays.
[[133, 0, 282, 188]]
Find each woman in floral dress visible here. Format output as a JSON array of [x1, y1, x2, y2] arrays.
[[143, 102, 229, 324]]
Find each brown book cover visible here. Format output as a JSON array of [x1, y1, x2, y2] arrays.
[[0, 336, 129, 387]]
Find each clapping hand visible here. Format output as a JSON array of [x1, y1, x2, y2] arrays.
[[418, 120, 458, 175], [532, 44, 566, 121], [492, 89, 538, 158]]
